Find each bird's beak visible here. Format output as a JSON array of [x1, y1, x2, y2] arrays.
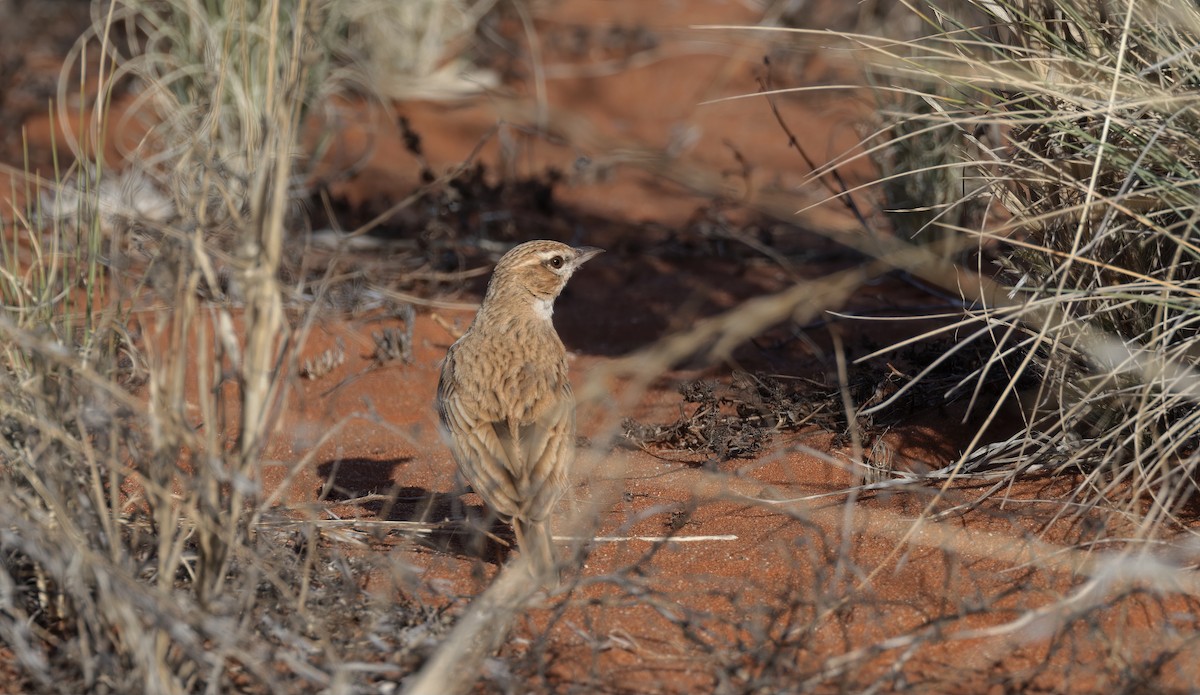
[[573, 246, 604, 267]]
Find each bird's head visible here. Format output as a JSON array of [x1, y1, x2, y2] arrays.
[[485, 240, 604, 317]]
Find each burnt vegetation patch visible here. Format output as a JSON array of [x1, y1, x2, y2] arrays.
[[622, 338, 1015, 466]]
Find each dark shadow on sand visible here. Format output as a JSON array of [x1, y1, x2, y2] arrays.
[[315, 457, 513, 565]]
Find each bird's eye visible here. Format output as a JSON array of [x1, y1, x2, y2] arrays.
[[548, 255, 564, 269]]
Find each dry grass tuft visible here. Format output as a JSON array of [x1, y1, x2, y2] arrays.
[[746, 0, 1200, 527]]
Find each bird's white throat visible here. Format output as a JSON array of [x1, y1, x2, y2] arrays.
[[533, 297, 554, 321]]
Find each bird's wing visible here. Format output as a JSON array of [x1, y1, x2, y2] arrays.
[[512, 380, 575, 521], [437, 346, 524, 518]]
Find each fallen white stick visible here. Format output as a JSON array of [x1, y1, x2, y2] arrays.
[[260, 520, 739, 544], [566, 534, 739, 543]]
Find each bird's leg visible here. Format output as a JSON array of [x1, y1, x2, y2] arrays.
[[451, 469, 486, 558]]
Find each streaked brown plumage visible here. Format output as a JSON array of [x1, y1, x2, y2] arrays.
[[437, 240, 602, 577]]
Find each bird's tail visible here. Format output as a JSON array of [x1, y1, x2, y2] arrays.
[[513, 517, 558, 584]]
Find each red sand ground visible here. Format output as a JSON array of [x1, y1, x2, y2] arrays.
[[4, 1, 1200, 693]]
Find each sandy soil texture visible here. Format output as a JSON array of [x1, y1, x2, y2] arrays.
[[3, 1, 1199, 693]]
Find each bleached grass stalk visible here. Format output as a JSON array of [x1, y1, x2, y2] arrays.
[[334, 0, 499, 100], [402, 555, 545, 695]]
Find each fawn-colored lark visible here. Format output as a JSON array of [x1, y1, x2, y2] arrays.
[[437, 240, 603, 577]]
